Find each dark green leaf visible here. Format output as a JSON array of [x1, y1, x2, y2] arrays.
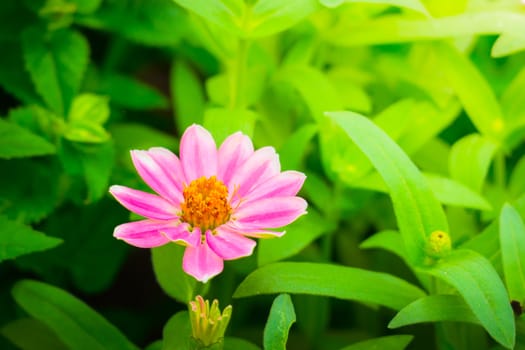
[[1, 318, 68, 350], [234, 262, 426, 311], [224, 337, 261, 350], [339, 335, 413, 350], [0, 119, 56, 159], [0, 215, 62, 262], [263, 294, 296, 350], [12, 280, 139, 350]]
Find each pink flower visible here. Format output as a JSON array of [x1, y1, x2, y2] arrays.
[[109, 125, 307, 282]]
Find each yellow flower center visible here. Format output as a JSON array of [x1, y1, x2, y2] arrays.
[[181, 176, 231, 231]]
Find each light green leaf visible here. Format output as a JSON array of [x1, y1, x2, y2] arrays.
[[258, 209, 336, 266], [64, 120, 110, 143], [327, 111, 448, 265], [422, 250, 515, 349], [234, 262, 426, 311], [171, 60, 205, 131], [0, 215, 62, 262], [172, 0, 243, 35], [510, 154, 525, 198], [162, 311, 191, 350], [501, 66, 525, 128], [151, 243, 197, 303], [22, 27, 89, 116], [224, 337, 261, 350], [499, 204, 525, 303], [278, 124, 317, 170], [0, 119, 56, 159], [435, 43, 505, 141], [203, 108, 257, 144], [389, 295, 479, 329], [492, 33, 525, 58], [263, 294, 296, 350], [449, 134, 497, 193], [12, 280, 139, 350], [1, 318, 68, 350], [68, 93, 110, 124], [71, 0, 103, 14], [321, 0, 428, 15], [339, 335, 413, 350]]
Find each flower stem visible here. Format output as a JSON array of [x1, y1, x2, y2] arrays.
[[229, 38, 249, 110]]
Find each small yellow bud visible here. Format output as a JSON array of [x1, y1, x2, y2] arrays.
[[426, 230, 451, 258]]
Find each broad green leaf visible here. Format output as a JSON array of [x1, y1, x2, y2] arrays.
[[263, 294, 296, 350], [422, 250, 515, 349], [0, 215, 62, 262], [449, 134, 497, 193], [171, 60, 205, 131], [327, 111, 448, 265], [172, 0, 243, 35], [110, 123, 178, 155], [389, 295, 479, 329], [68, 93, 110, 124], [203, 108, 257, 143], [339, 335, 413, 350], [247, 0, 319, 38], [162, 311, 191, 350], [321, 0, 428, 15], [499, 204, 525, 303], [151, 243, 197, 303], [1, 318, 68, 350], [22, 27, 89, 116], [258, 209, 336, 266], [234, 262, 426, 311], [278, 124, 317, 170], [12, 280, 139, 350], [0, 119, 56, 159], [63, 120, 110, 143], [360, 230, 406, 262], [224, 337, 261, 350], [71, 0, 103, 14], [144, 340, 163, 350]]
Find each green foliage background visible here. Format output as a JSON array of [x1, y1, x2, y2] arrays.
[[1, 0, 525, 349]]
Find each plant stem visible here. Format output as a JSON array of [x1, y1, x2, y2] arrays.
[[228, 39, 249, 110]]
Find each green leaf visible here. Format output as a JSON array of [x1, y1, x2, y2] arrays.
[[162, 311, 191, 350], [449, 134, 498, 193], [0, 215, 62, 262], [422, 250, 515, 349], [263, 294, 296, 350], [172, 0, 243, 35], [278, 124, 317, 171], [389, 295, 479, 329], [321, 0, 428, 15], [234, 262, 426, 311], [1, 318, 68, 350], [360, 230, 406, 262], [203, 108, 257, 144], [258, 209, 336, 266], [501, 66, 525, 125], [499, 204, 525, 303], [68, 93, 110, 125], [492, 32, 525, 58], [327, 111, 448, 265], [435, 43, 505, 141], [171, 60, 205, 131], [71, 0, 103, 14], [12, 280, 139, 350], [224, 337, 261, 350], [22, 27, 89, 116], [151, 243, 197, 303], [339, 335, 413, 350], [110, 123, 178, 154], [0, 119, 56, 159], [63, 120, 110, 143]]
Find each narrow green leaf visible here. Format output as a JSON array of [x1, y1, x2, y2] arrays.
[[499, 204, 525, 303], [492, 32, 525, 58], [203, 108, 257, 144], [151, 243, 197, 303], [171, 60, 205, 131], [224, 337, 261, 350], [22, 27, 89, 116], [0, 215, 62, 262], [449, 134, 497, 193], [435, 43, 505, 141], [321, 0, 428, 15], [422, 250, 515, 349], [339, 335, 413, 350], [68, 93, 110, 124], [263, 294, 296, 350], [12, 280, 139, 350], [1, 318, 68, 350], [360, 230, 406, 262], [0, 119, 56, 159], [162, 311, 191, 350], [327, 111, 448, 265], [502, 66, 525, 123], [389, 295, 479, 329], [234, 262, 426, 311]]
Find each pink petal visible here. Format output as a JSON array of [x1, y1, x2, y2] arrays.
[[161, 223, 201, 247], [228, 147, 280, 199], [244, 171, 306, 203], [206, 227, 256, 260], [217, 132, 254, 188], [180, 125, 218, 182], [113, 220, 171, 248], [183, 240, 224, 282], [224, 224, 286, 238], [234, 197, 307, 229], [131, 148, 185, 204], [109, 185, 178, 220]]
